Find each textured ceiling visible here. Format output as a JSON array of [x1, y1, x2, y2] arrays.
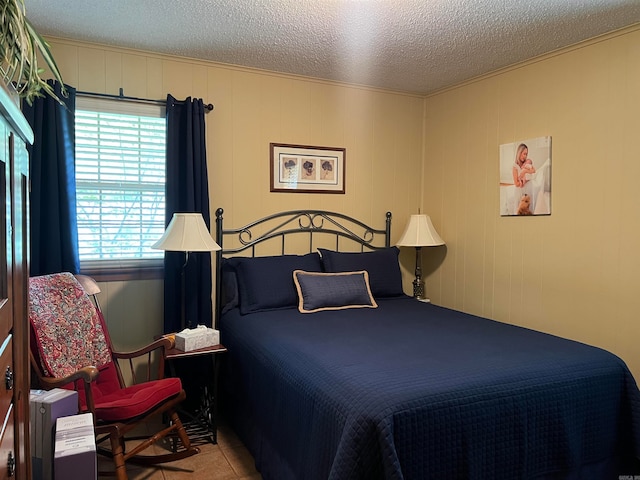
[[23, 0, 640, 95]]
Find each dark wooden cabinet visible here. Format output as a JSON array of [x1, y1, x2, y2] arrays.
[[0, 84, 33, 479]]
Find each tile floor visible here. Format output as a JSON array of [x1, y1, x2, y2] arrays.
[[97, 421, 262, 480]]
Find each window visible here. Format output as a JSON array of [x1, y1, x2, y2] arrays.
[[75, 97, 166, 276]]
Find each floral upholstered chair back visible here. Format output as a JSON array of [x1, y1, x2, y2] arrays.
[[29, 272, 112, 378]]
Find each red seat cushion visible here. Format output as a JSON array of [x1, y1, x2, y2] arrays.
[[65, 360, 184, 422], [93, 377, 183, 422]]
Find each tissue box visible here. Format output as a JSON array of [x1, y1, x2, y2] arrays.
[[175, 325, 219, 351]]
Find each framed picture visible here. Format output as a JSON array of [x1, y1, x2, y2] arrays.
[[499, 136, 552, 216], [270, 143, 346, 194]]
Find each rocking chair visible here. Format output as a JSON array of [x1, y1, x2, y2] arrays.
[[28, 272, 199, 480]]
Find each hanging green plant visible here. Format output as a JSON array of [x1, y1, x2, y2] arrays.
[[0, 0, 65, 104]]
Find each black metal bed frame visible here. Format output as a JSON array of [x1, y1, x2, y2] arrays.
[[213, 208, 392, 325]]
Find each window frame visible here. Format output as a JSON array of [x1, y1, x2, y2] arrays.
[[75, 96, 167, 281]]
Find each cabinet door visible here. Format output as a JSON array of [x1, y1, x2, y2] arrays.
[[10, 128, 29, 480], [0, 85, 32, 480], [0, 118, 14, 480]]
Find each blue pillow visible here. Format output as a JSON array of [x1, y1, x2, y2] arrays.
[[293, 270, 377, 313], [227, 253, 322, 314], [318, 247, 403, 298], [219, 258, 239, 314]]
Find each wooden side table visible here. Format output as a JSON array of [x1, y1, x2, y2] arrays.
[[163, 343, 227, 444]]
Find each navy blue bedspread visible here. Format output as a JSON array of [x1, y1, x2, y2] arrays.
[[220, 296, 640, 480]]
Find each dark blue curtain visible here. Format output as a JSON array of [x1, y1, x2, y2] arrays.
[[22, 80, 80, 276], [164, 95, 212, 333]]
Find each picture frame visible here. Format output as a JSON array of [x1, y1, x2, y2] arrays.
[[270, 143, 346, 194]]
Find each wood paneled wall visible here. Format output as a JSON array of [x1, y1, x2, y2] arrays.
[[46, 37, 424, 346], [44, 25, 640, 379], [423, 25, 640, 378]]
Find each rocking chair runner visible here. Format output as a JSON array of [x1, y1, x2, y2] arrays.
[[28, 272, 199, 480]]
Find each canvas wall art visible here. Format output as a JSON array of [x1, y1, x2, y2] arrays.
[[499, 136, 552, 216]]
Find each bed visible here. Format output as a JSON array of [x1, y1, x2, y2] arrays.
[[214, 209, 640, 480]]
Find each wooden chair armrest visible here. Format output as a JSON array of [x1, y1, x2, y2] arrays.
[[111, 337, 173, 360], [111, 337, 173, 384], [30, 349, 99, 388], [35, 366, 100, 388], [34, 366, 100, 415]]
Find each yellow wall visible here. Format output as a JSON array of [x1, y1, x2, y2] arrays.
[[45, 37, 424, 346], [44, 25, 640, 380], [423, 25, 640, 378]]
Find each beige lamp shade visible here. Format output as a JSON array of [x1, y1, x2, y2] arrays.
[[152, 212, 221, 252], [396, 214, 444, 247]]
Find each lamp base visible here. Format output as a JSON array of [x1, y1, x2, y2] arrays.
[[412, 277, 425, 300]]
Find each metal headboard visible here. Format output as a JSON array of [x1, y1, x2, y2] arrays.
[[214, 208, 392, 325]]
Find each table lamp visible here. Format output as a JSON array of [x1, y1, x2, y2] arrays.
[[152, 212, 221, 329], [396, 214, 445, 302]]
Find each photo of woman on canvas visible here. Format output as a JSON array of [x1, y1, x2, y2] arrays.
[[499, 136, 552, 217], [512, 143, 535, 188]]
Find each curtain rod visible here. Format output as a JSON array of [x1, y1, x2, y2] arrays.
[[76, 88, 214, 112]]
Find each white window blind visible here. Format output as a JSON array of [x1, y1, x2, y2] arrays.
[[75, 97, 166, 263]]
